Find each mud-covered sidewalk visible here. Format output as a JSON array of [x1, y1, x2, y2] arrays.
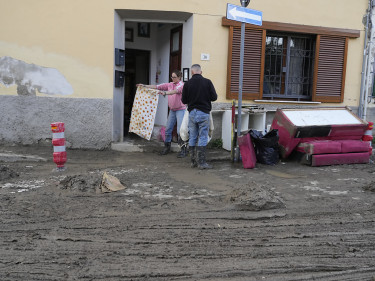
[[0, 145, 374, 281]]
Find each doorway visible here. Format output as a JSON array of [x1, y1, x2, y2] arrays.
[[124, 48, 150, 136], [169, 25, 183, 78]]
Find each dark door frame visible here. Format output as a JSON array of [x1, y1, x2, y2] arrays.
[[124, 48, 150, 137], [169, 25, 183, 79]]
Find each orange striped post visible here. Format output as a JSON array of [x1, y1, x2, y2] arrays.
[[51, 122, 67, 171]]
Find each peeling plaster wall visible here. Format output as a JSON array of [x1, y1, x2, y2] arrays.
[[0, 42, 112, 99], [0, 56, 73, 96], [0, 95, 112, 149]]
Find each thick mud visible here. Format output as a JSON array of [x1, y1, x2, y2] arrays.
[[0, 145, 374, 281], [0, 165, 19, 181]]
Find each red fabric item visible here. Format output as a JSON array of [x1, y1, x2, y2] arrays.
[[338, 140, 369, 153], [329, 125, 367, 137], [160, 126, 166, 142], [270, 109, 367, 159], [295, 146, 305, 153], [329, 135, 363, 141], [299, 135, 363, 142], [298, 140, 342, 155], [311, 152, 369, 166], [299, 137, 329, 143], [238, 133, 257, 169], [270, 114, 300, 158]]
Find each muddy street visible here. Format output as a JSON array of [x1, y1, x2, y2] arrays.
[[0, 145, 375, 281]]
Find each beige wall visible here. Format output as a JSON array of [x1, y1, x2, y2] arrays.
[[189, 0, 367, 105], [0, 0, 114, 98], [0, 0, 367, 105]]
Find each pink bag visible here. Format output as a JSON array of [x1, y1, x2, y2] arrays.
[[238, 133, 257, 169], [160, 125, 178, 142], [160, 126, 166, 142]]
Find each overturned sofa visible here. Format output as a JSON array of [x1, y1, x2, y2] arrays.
[[270, 107, 371, 166]]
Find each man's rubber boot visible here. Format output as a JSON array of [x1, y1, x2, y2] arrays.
[[177, 137, 188, 158], [189, 146, 198, 168], [160, 142, 171, 155], [197, 146, 212, 169]]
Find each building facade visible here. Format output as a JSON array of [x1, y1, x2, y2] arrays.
[[0, 0, 373, 149]]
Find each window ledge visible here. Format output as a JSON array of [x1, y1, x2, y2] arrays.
[[254, 100, 321, 105]]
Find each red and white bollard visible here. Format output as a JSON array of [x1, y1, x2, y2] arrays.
[[362, 121, 374, 156], [51, 122, 67, 171]]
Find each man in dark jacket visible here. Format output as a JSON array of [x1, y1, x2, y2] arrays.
[[182, 64, 217, 169]]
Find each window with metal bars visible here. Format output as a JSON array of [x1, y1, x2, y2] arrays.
[[263, 33, 315, 100], [222, 18, 359, 103]]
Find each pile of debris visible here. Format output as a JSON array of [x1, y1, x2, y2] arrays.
[[58, 172, 126, 193], [271, 108, 372, 166], [226, 182, 285, 211]]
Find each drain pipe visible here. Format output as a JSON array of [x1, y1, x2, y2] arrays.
[[359, 0, 371, 119], [364, 0, 375, 121]]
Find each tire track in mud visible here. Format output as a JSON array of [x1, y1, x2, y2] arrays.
[[1, 189, 374, 281], [1, 155, 375, 280]]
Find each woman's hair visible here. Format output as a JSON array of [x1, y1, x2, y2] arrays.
[[172, 70, 182, 78]]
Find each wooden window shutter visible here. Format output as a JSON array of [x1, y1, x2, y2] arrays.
[[227, 27, 265, 100], [312, 35, 348, 103]]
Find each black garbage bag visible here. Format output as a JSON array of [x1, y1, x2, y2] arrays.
[[249, 129, 279, 165]]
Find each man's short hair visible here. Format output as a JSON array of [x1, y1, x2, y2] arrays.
[[191, 64, 201, 73]]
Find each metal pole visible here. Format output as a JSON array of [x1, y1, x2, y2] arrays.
[[365, 8, 375, 121], [235, 22, 245, 162], [235, 0, 251, 162], [359, 0, 371, 118]]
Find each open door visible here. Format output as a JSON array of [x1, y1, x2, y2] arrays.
[[124, 49, 150, 136]]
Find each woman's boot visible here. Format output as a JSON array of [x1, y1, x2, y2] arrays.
[[160, 142, 171, 155], [177, 137, 188, 158]]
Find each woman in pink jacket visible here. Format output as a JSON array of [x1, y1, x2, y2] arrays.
[[138, 70, 187, 157]]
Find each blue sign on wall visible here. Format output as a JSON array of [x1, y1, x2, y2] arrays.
[[226, 3, 262, 26]]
